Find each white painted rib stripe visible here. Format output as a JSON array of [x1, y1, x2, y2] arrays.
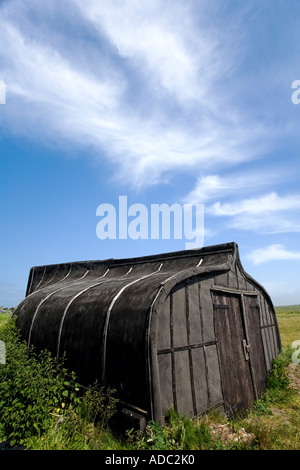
[[58, 265, 73, 283], [29, 265, 130, 355], [196, 258, 203, 267], [22, 267, 87, 309], [31, 264, 73, 295], [32, 266, 47, 293], [27, 267, 90, 347], [56, 266, 136, 357], [101, 263, 164, 384], [28, 286, 68, 347], [77, 268, 89, 281], [56, 268, 110, 357], [38, 264, 60, 290], [27, 267, 36, 295]]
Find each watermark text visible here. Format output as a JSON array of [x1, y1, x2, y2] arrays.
[[291, 80, 300, 105], [96, 196, 204, 249], [0, 80, 6, 104], [292, 340, 300, 365], [0, 340, 6, 365]]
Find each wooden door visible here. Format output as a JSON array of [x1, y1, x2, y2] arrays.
[[213, 292, 255, 415], [243, 295, 267, 397]]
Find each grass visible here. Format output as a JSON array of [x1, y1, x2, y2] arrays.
[[126, 347, 300, 451], [275, 305, 300, 348], [0, 305, 299, 450], [0, 317, 121, 450], [0, 312, 11, 324]]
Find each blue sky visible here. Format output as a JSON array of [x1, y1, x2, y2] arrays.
[[1, 0, 300, 307]]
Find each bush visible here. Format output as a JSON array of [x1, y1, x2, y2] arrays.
[[76, 382, 118, 427], [252, 349, 294, 416], [0, 318, 120, 449], [0, 319, 81, 445], [267, 353, 291, 390], [26, 385, 119, 450]]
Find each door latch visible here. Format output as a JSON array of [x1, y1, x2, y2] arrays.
[[242, 339, 250, 360]]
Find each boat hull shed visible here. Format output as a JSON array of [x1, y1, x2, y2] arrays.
[[14, 242, 281, 424]]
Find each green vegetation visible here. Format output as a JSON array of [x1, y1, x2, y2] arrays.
[[275, 305, 300, 348], [275, 304, 300, 314], [0, 308, 12, 324], [0, 317, 121, 450], [0, 305, 299, 450], [127, 347, 300, 451]]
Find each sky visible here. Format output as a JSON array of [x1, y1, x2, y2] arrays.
[[1, 0, 300, 307]]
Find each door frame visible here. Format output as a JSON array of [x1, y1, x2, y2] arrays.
[[211, 287, 265, 412]]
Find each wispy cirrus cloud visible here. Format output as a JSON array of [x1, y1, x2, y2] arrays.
[[247, 244, 300, 265], [208, 192, 300, 234], [0, 0, 285, 187], [210, 192, 300, 217], [182, 168, 287, 204], [182, 170, 300, 235], [75, 0, 224, 105]]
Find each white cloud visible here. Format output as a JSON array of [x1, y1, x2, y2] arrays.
[[0, 19, 126, 132], [210, 192, 300, 216], [75, 0, 220, 105], [0, 0, 296, 188], [247, 244, 300, 265], [183, 171, 286, 205], [184, 180, 300, 236], [205, 192, 300, 234], [184, 175, 233, 204]]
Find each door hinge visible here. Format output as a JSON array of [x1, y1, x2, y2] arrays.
[[242, 339, 250, 360]]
